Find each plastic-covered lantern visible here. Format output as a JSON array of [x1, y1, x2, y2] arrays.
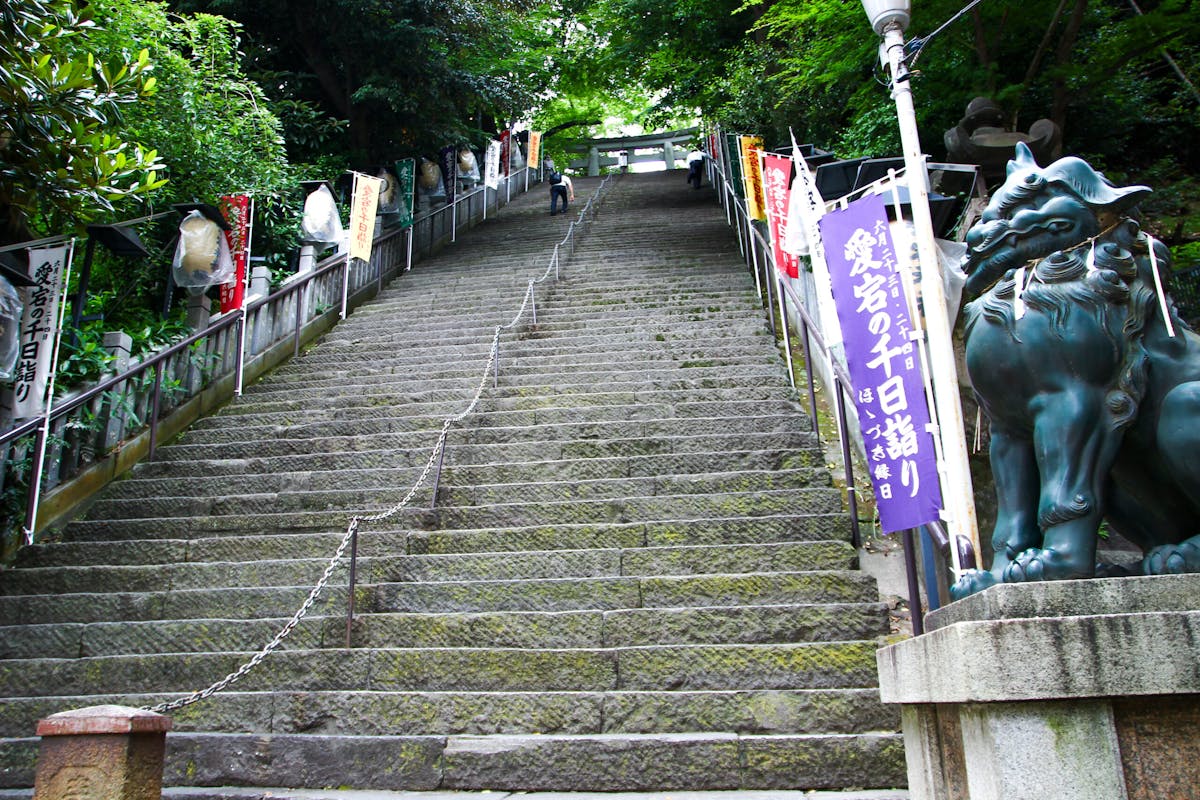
[[458, 148, 480, 182], [300, 184, 344, 245], [510, 141, 526, 170], [0, 275, 22, 380], [418, 158, 442, 191], [377, 169, 399, 214], [172, 210, 235, 287]]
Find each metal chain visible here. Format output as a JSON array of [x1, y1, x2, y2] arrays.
[[145, 175, 614, 714]]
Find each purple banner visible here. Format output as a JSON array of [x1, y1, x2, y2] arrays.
[[819, 194, 942, 533], [438, 145, 457, 202]]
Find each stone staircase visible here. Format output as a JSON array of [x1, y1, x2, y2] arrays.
[[0, 171, 905, 794]]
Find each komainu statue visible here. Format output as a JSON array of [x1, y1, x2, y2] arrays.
[[953, 142, 1200, 599]]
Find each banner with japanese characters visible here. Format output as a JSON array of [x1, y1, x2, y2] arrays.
[[820, 193, 942, 533], [438, 145, 457, 202], [484, 140, 501, 189], [761, 154, 800, 279], [499, 130, 512, 177], [395, 158, 416, 229], [527, 132, 542, 171], [738, 135, 766, 221], [725, 133, 743, 196], [14, 245, 68, 418], [348, 173, 384, 262], [218, 194, 252, 313]]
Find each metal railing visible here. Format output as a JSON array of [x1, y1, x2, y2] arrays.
[[4, 167, 542, 545], [706, 158, 975, 633]]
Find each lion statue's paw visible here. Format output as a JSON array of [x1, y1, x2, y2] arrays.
[[1002, 548, 1091, 583], [1142, 538, 1200, 575], [949, 569, 998, 601]]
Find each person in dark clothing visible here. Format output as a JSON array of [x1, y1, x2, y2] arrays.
[[686, 149, 705, 189], [549, 169, 574, 215]]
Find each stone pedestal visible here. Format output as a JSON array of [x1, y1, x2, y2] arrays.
[[876, 575, 1200, 800], [33, 705, 172, 800]]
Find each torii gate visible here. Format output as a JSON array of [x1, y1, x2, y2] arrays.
[[567, 127, 700, 176]]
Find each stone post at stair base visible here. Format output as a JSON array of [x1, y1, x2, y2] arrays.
[[876, 574, 1200, 800], [33, 705, 172, 800]]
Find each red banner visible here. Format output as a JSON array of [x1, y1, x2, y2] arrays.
[[499, 130, 511, 177], [762, 154, 800, 279], [218, 195, 252, 313]]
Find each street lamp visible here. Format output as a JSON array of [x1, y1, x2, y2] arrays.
[[860, 0, 981, 572]]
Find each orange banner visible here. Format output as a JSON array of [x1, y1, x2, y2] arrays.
[[739, 135, 766, 221]]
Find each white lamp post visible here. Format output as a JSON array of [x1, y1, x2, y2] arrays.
[[860, 0, 981, 570]]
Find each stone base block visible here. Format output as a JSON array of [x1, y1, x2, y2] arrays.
[[876, 575, 1200, 800]]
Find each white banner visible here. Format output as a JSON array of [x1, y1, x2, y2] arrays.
[[484, 140, 501, 190], [14, 245, 68, 418], [786, 130, 842, 350], [348, 173, 384, 262]]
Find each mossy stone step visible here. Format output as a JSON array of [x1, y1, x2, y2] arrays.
[[68, 486, 842, 534], [0, 688, 897, 739], [0, 601, 887, 659], [0, 569, 875, 624], [172, 412, 809, 449], [0, 640, 882, 697], [0, 540, 855, 595], [0, 730, 907, 792], [91, 463, 827, 515], [24, 512, 851, 570]]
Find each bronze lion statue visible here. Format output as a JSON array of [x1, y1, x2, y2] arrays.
[[952, 142, 1200, 599]]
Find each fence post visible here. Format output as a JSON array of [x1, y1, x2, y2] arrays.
[[102, 332, 133, 452]]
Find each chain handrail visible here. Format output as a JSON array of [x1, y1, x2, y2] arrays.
[[146, 172, 615, 714]]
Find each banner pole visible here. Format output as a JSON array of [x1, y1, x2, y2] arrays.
[[24, 237, 76, 545]]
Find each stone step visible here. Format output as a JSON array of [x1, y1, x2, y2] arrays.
[[63, 451, 822, 508], [0, 687, 898, 739], [143, 429, 820, 471], [214, 384, 796, 418], [230, 366, 788, 404], [0, 601, 888, 658], [0, 730, 907, 792], [241, 355, 785, 395], [0, 540, 855, 595], [66, 487, 843, 534], [188, 396, 808, 429], [0, 569, 876, 623], [23, 513, 851, 569], [123, 439, 816, 483], [157, 790, 910, 800], [0, 640, 883, 697], [172, 413, 808, 450], [91, 464, 827, 514]]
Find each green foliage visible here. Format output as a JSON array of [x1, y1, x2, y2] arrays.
[[0, 0, 167, 243]]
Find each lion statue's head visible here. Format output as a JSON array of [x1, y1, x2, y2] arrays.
[[962, 142, 1151, 298]]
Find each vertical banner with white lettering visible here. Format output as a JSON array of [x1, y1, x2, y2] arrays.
[[218, 194, 252, 314], [438, 145, 458, 204], [761, 154, 799, 279], [820, 194, 942, 533], [14, 245, 69, 419], [395, 158, 416, 229], [484, 140, 501, 190], [499, 130, 512, 177]]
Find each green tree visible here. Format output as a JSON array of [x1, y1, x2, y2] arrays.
[[0, 0, 166, 245], [175, 0, 544, 162]]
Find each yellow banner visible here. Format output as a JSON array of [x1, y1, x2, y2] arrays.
[[349, 173, 384, 262], [528, 132, 542, 170], [739, 135, 766, 221]]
